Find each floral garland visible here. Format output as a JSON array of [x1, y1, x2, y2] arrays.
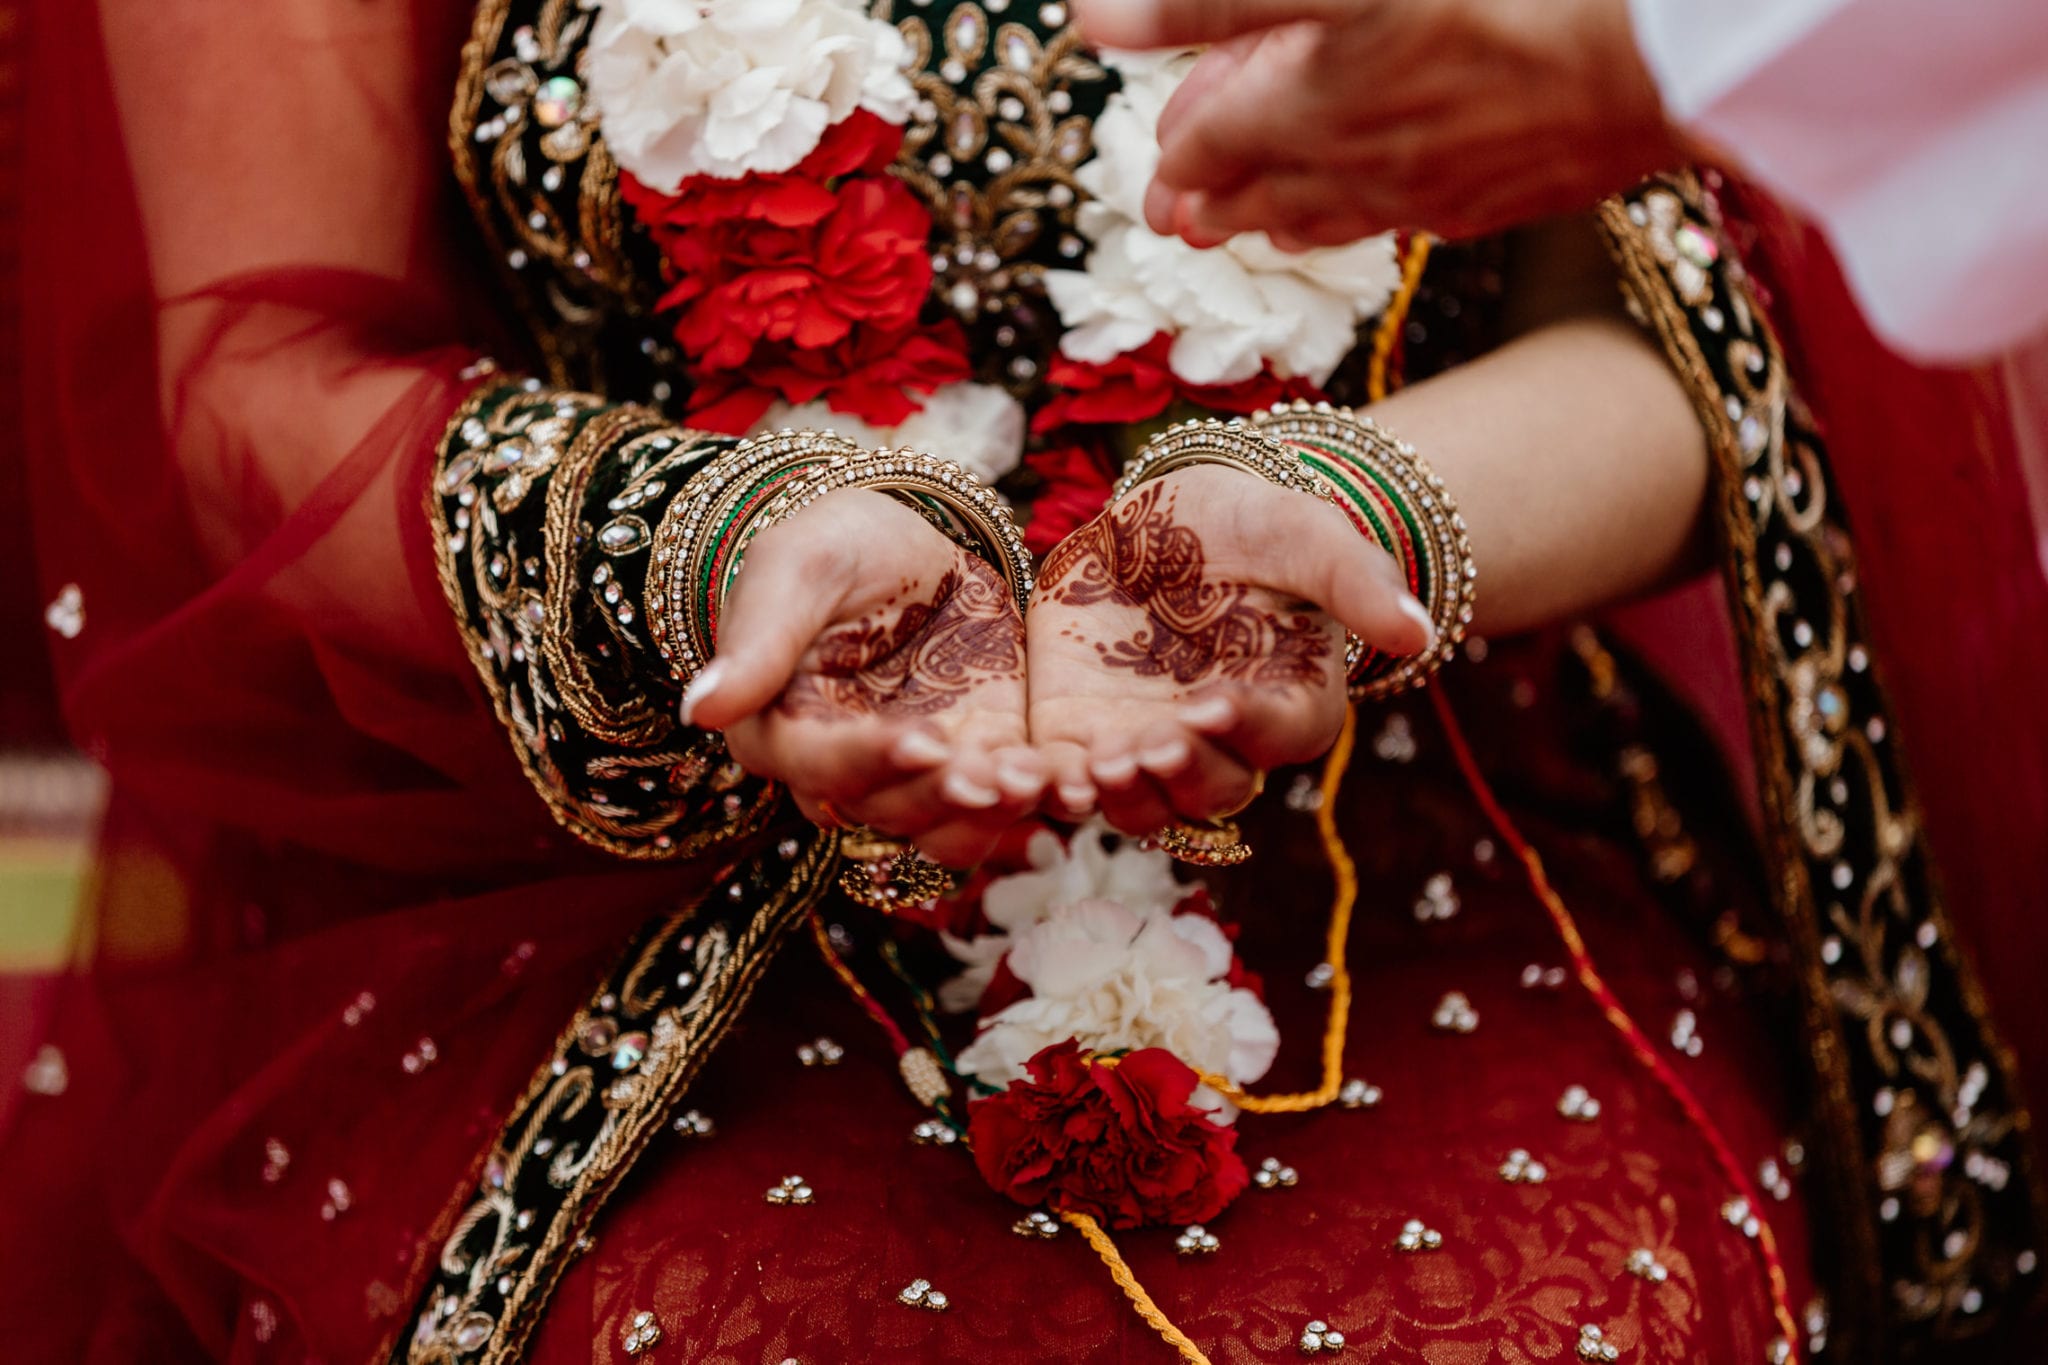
[[589, 0, 1402, 525], [884, 820, 1268, 1227]]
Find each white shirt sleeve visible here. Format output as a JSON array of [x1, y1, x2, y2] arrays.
[[1628, 0, 2048, 363]]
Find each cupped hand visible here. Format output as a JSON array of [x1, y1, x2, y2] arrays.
[[683, 490, 1044, 867], [1076, 0, 1679, 250], [1026, 465, 1431, 835]]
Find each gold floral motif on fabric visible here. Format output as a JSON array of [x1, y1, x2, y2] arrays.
[[387, 833, 840, 1364], [1600, 176, 2046, 1355]]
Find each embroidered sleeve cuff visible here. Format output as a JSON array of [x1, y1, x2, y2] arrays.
[[430, 368, 780, 859]]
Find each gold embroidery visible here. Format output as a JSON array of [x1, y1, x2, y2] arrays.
[[386, 833, 840, 1365], [429, 377, 778, 860], [1599, 177, 2046, 1350], [451, 0, 646, 389]]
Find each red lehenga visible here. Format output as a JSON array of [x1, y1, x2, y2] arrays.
[[4, 2, 2042, 1363]]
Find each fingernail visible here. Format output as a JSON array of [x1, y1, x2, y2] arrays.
[[1139, 741, 1189, 774], [1058, 782, 1097, 812], [1091, 753, 1138, 784], [1177, 696, 1233, 731], [995, 761, 1042, 797], [680, 660, 727, 727], [893, 730, 951, 769], [943, 772, 1001, 809], [1395, 594, 1438, 650], [1144, 179, 1177, 234], [1179, 193, 1229, 249], [1073, 0, 1154, 43]]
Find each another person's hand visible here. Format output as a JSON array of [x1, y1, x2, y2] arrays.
[[1076, 0, 1687, 249], [683, 490, 1044, 867], [1026, 466, 1431, 836]]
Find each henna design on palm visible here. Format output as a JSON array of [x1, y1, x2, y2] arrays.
[[1038, 483, 1331, 687], [782, 556, 1024, 719]]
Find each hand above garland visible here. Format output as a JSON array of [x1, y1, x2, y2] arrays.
[[685, 489, 1047, 868], [1026, 462, 1432, 835]]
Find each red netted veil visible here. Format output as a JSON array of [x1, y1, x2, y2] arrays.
[[2, 1, 722, 1357]]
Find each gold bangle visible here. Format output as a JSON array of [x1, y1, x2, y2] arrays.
[[647, 429, 861, 687], [740, 445, 1035, 611], [1112, 417, 1332, 504]]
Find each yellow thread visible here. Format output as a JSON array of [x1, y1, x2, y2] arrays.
[[1061, 1211, 1216, 1365], [1197, 707, 1358, 1113], [1366, 233, 1436, 403]]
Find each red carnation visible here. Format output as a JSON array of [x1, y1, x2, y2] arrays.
[[622, 112, 905, 233], [968, 1041, 1248, 1230], [1021, 443, 1117, 555], [657, 174, 935, 371], [1034, 333, 1327, 435], [685, 321, 972, 433]]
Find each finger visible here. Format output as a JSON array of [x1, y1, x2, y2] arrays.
[[1088, 738, 1178, 837], [1176, 681, 1344, 771], [1133, 722, 1259, 822], [918, 749, 1047, 867], [725, 712, 929, 805], [682, 527, 848, 731], [1188, 170, 1341, 240], [1152, 28, 1327, 193], [1256, 493, 1435, 657], [829, 731, 985, 837], [1040, 739, 1099, 821], [1154, 38, 1252, 146], [1075, 0, 1346, 50]]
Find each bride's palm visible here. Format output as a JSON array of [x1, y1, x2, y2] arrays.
[[1027, 466, 1429, 834], [691, 490, 1042, 866]]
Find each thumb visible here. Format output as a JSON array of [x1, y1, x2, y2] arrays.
[[1075, 0, 1342, 49], [682, 533, 850, 731], [1264, 497, 1436, 659]]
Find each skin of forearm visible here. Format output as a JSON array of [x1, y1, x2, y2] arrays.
[[1360, 220, 1711, 637]]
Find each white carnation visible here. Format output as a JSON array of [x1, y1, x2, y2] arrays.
[[953, 898, 1279, 1099], [1044, 48, 1400, 386], [752, 382, 1027, 486], [589, 0, 916, 191], [938, 820, 1187, 1011]]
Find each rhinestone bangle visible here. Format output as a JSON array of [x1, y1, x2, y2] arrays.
[[1252, 400, 1475, 699]]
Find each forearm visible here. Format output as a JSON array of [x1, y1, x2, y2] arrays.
[[1361, 218, 1710, 638], [1364, 311, 1710, 637]]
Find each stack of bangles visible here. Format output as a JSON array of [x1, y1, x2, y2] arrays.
[[1116, 405, 1475, 701], [646, 429, 1034, 688]]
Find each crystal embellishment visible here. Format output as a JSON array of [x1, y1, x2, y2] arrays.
[[1299, 1319, 1346, 1354], [622, 1310, 662, 1356]]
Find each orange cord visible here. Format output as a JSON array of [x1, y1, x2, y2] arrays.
[[1427, 687, 1803, 1361], [1062, 1211, 1218, 1365], [1196, 707, 1356, 1113], [1366, 233, 1435, 402]]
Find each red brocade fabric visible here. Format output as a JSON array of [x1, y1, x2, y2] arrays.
[[515, 643, 1817, 1365]]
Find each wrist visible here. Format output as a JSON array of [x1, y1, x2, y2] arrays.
[[647, 431, 1032, 688], [1251, 401, 1475, 698]]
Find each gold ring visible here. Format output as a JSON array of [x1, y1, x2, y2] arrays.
[[814, 799, 846, 830], [1215, 771, 1267, 820], [838, 830, 956, 910], [1156, 818, 1253, 868]]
